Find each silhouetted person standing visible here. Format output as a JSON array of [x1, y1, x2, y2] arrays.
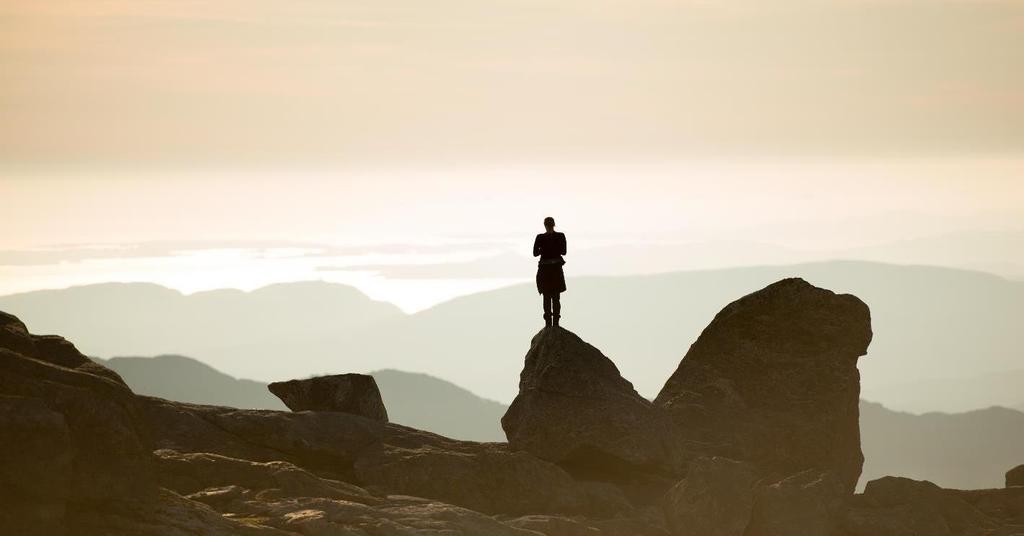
[[534, 216, 566, 328]]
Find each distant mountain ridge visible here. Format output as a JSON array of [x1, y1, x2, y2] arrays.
[[98, 355, 286, 410], [862, 369, 1024, 414], [340, 230, 1024, 281], [370, 369, 507, 441], [859, 401, 1024, 490], [0, 281, 403, 380], [3, 261, 1023, 412], [99, 354, 1024, 490], [100, 355, 506, 442]]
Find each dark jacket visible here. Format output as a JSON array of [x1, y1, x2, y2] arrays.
[[533, 232, 566, 265], [534, 232, 567, 295]]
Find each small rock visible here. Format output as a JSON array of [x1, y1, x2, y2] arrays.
[[269, 374, 388, 422], [1007, 465, 1024, 488]]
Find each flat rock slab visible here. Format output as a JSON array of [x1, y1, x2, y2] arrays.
[[268, 374, 388, 422]]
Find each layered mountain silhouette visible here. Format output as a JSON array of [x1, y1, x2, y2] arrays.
[[5, 261, 1021, 413], [863, 369, 1024, 414], [859, 401, 1024, 490], [97, 355, 287, 410], [339, 230, 1024, 281], [369, 369, 507, 441], [100, 353, 1024, 490], [101, 355, 506, 441], [0, 281, 402, 378]]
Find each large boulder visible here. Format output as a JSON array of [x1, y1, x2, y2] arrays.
[[138, 393, 629, 517], [268, 373, 388, 422], [0, 311, 284, 535], [655, 278, 872, 492], [662, 457, 757, 536], [0, 312, 155, 534], [502, 327, 684, 477], [1008, 465, 1024, 488]]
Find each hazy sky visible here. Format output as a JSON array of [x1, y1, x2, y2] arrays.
[[1, 0, 1022, 307], [2, 0, 1022, 165], [3, 160, 1023, 248]]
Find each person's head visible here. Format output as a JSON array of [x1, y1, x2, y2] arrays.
[[543, 216, 555, 231]]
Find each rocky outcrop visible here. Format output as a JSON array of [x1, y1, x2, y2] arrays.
[[0, 311, 269, 535], [0, 315, 152, 504], [1008, 465, 1024, 487], [268, 373, 388, 421], [0, 311, 126, 385], [151, 446, 640, 535], [137, 393, 631, 517], [502, 327, 685, 480], [655, 278, 872, 492], [2, 309, 658, 534], [6, 277, 1023, 536]]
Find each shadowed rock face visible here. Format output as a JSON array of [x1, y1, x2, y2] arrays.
[[0, 395, 72, 535], [844, 476, 1000, 536], [502, 327, 685, 479], [662, 456, 757, 536], [268, 373, 388, 422], [0, 312, 159, 535], [655, 278, 872, 493], [746, 470, 847, 536]]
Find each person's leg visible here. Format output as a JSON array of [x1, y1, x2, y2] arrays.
[[542, 293, 552, 327], [552, 293, 561, 326]]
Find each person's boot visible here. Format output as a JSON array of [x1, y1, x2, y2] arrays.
[[552, 315, 560, 327], [544, 314, 552, 328]]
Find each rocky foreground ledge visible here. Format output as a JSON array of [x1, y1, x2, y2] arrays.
[[2, 278, 1023, 535]]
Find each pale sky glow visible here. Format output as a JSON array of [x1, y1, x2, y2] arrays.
[[3, 158, 1023, 248], [2, 158, 1023, 310]]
